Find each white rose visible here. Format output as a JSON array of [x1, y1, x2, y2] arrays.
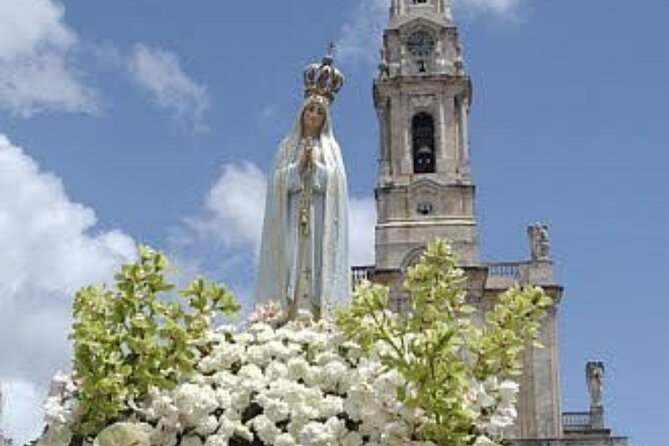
[[215, 388, 232, 407], [255, 326, 275, 344], [43, 396, 69, 424], [266, 361, 289, 380], [300, 421, 333, 446], [293, 329, 318, 345], [195, 415, 219, 436], [180, 435, 203, 446], [293, 402, 320, 420], [275, 432, 297, 446], [314, 351, 339, 365], [238, 363, 264, 381], [266, 340, 290, 360], [261, 396, 291, 423], [475, 383, 496, 409], [484, 376, 499, 392], [287, 357, 310, 380], [235, 332, 254, 345], [344, 383, 375, 420], [321, 361, 348, 391], [319, 395, 344, 418], [287, 417, 308, 439], [174, 384, 218, 426], [151, 426, 177, 446], [212, 370, 239, 390], [213, 343, 244, 368], [473, 435, 499, 446], [218, 417, 239, 440], [380, 421, 409, 443], [304, 365, 324, 388], [204, 434, 228, 446], [223, 408, 242, 421], [251, 414, 281, 445], [323, 416, 346, 438], [197, 355, 218, 373], [246, 344, 271, 366], [489, 412, 515, 434], [234, 424, 254, 442], [230, 388, 251, 411], [93, 423, 152, 446], [342, 431, 363, 446], [499, 380, 519, 403]]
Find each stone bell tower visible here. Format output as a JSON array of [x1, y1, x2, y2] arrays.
[[360, 2, 630, 445], [368, 0, 565, 441], [374, 0, 478, 277]]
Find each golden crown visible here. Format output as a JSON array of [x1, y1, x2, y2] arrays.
[[303, 48, 344, 103]]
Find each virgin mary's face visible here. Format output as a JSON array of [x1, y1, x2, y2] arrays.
[[301, 103, 326, 137]]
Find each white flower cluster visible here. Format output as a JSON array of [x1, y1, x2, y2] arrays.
[[37, 304, 520, 446], [466, 377, 520, 446], [38, 372, 80, 446], [139, 309, 432, 446]]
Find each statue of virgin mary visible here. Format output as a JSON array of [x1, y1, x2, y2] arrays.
[[255, 53, 350, 319]]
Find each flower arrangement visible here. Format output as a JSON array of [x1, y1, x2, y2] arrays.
[[36, 240, 553, 446]]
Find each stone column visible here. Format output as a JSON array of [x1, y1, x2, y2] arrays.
[[401, 95, 413, 174], [453, 95, 471, 181], [460, 95, 470, 165], [437, 94, 448, 173], [391, 0, 400, 17], [377, 101, 390, 180]]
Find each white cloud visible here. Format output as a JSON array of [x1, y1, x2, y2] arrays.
[[336, 0, 530, 65], [349, 197, 376, 266], [458, 0, 528, 16], [0, 134, 135, 443], [203, 162, 267, 252], [1, 379, 45, 444], [175, 162, 266, 258], [336, 0, 388, 65], [128, 44, 210, 129], [169, 162, 267, 307], [0, 0, 98, 117]]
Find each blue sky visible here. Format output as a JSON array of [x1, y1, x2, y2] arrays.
[[0, 1, 666, 445]]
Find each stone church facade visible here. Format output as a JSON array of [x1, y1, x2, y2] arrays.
[[353, 1, 631, 445]]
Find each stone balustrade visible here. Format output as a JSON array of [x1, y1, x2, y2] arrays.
[[562, 411, 594, 430], [351, 265, 374, 284]]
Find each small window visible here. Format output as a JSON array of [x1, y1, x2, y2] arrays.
[[417, 202, 433, 215], [413, 0, 428, 4], [412, 113, 435, 174]]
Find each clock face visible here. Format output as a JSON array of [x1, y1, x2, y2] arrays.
[[407, 30, 435, 57]]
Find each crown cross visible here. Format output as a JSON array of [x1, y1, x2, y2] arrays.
[[303, 44, 345, 104]]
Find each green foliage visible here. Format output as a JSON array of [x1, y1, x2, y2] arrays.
[[469, 285, 554, 381], [70, 245, 240, 438], [336, 239, 554, 446]]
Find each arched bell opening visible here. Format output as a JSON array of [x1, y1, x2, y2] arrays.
[[412, 112, 435, 174]]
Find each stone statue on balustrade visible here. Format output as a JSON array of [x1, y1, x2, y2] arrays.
[[528, 222, 551, 261], [255, 49, 350, 321], [586, 361, 605, 409]]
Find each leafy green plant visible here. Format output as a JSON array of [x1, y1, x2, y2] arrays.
[[70, 245, 239, 438], [336, 239, 554, 446], [469, 285, 553, 381]]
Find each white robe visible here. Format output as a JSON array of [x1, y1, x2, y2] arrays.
[[255, 98, 350, 318]]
